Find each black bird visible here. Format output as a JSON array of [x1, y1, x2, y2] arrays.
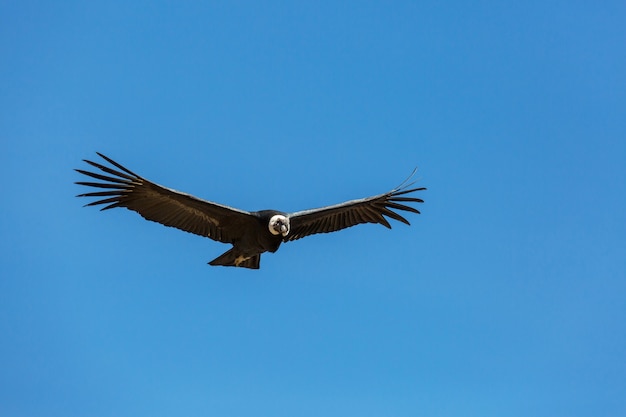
[[75, 153, 425, 269]]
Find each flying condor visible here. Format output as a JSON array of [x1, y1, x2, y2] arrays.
[[75, 153, 426, 269]]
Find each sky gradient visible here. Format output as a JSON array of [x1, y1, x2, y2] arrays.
[[1, 1, 625, 416]]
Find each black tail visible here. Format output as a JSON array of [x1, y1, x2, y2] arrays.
[[208, 248, 261, 269]]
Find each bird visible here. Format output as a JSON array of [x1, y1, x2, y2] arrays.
[[75, 153, 426, 269]]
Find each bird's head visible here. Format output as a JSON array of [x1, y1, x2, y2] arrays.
[[268, 214, 290, 237]]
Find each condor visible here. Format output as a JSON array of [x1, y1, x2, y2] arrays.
[[76, 153, 425, 269]]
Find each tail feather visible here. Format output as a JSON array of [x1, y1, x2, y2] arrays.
[[209, 248, 261, 269]]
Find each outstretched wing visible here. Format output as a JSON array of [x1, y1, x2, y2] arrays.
[[285, 176, 425, 242], [75, 152, 256, 244]]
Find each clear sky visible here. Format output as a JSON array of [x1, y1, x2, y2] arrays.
[[1, 1, 625, 416]]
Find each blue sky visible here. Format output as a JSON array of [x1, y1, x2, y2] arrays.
[[1, 1, 625, 416]]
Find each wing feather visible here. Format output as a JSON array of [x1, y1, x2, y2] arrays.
[[385, 202, 420, 214], [75, 169, 130, 184], [75, 153, 256, 244], [285, 179, 425, 242]]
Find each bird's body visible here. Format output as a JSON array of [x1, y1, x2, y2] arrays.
[[76, 153, 425, 269], [209, 210, 286, 268]]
